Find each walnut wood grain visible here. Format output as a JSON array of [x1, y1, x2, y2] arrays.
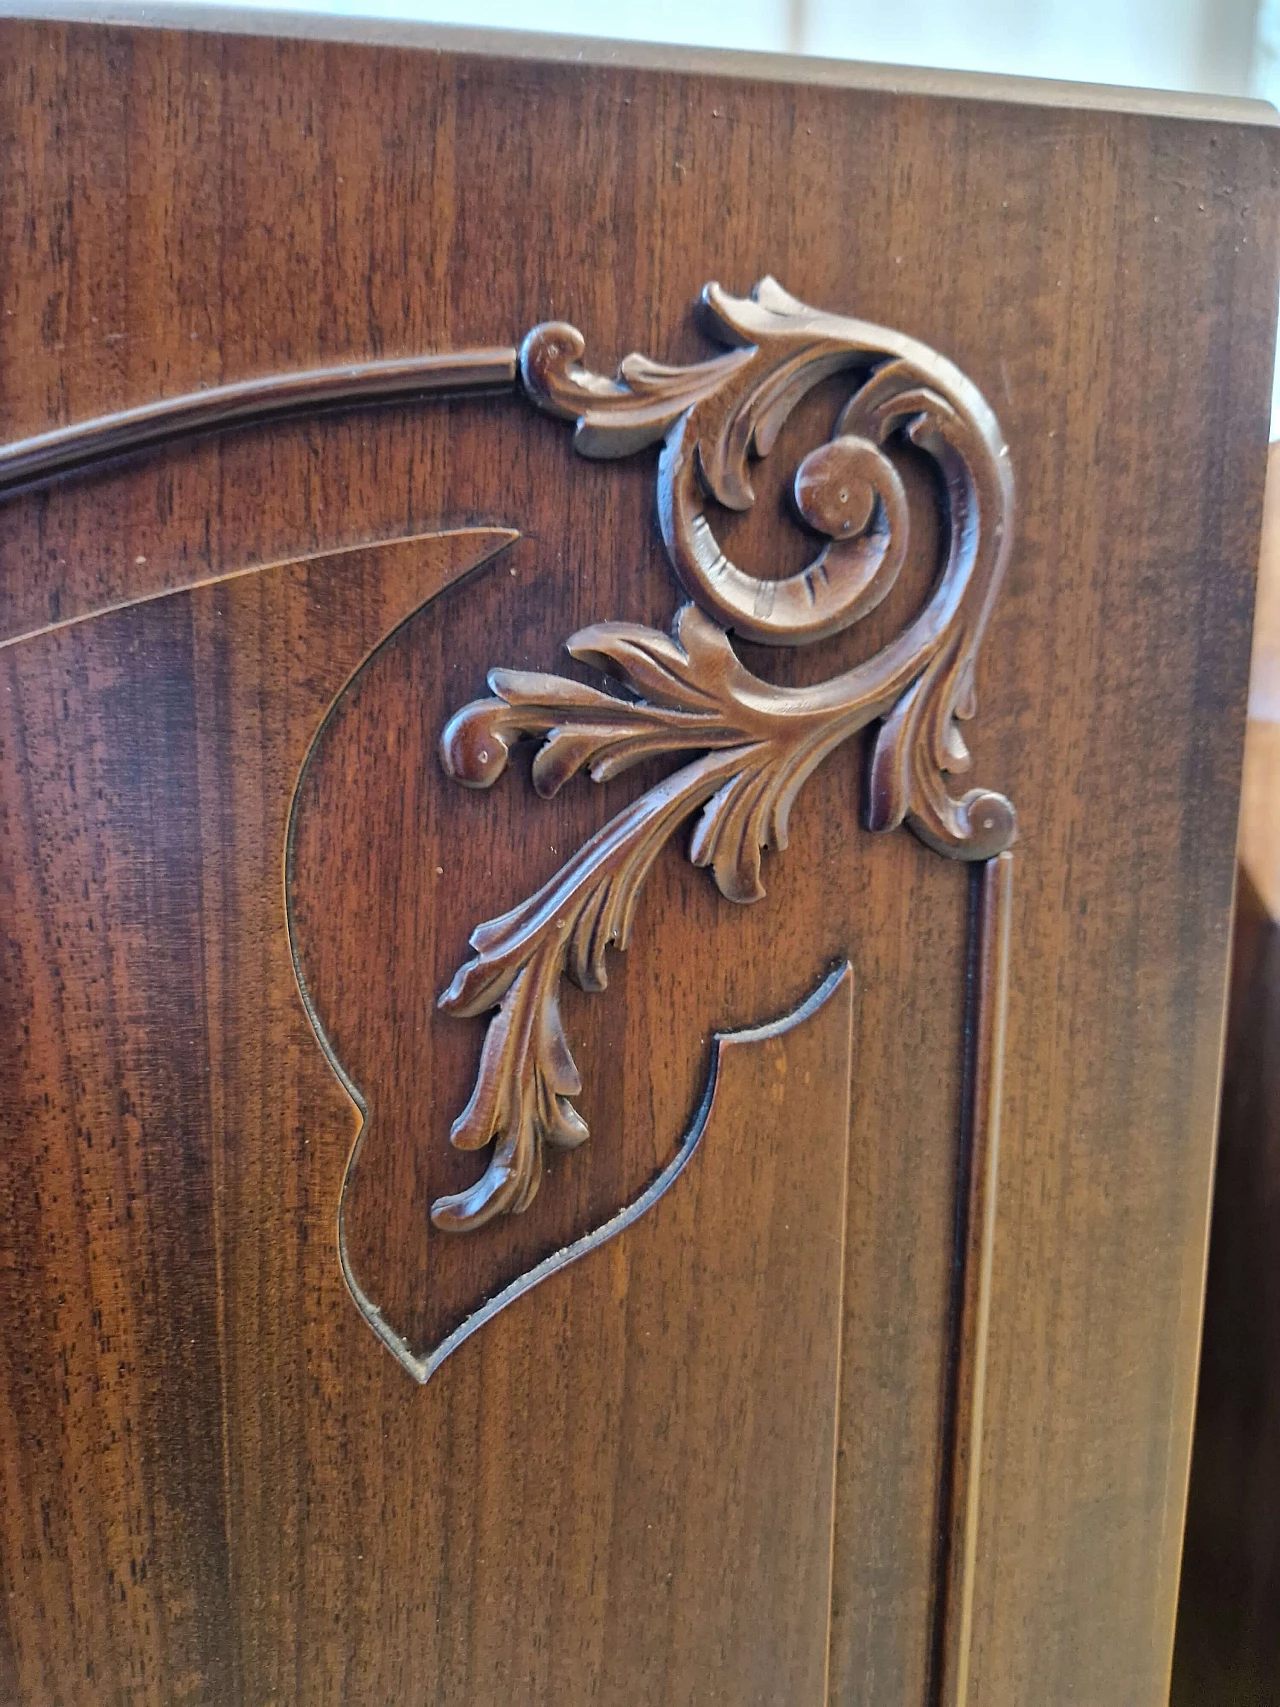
[[0, 526, 515, 1704], [0, 20, 1274, 1706], [568, 961, 855, 1707]]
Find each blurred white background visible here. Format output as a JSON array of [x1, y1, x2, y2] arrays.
[[216, 0, 1260, 93]]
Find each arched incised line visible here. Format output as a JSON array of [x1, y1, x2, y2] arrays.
[[0, 528, 515, 655], [0, 347, 518, 502], [268, 528, 521, 1371]]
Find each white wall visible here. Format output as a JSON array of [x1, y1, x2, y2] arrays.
[[210, 0, 1259, 97], [803, 0, 1254, 93]]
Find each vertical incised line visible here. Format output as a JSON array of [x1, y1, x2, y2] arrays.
[[935, 850, 1014, 1707], [822, 964, 857, 1707]]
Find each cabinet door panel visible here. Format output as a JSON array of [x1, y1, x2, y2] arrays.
[[0, 17, 1274, 1706]]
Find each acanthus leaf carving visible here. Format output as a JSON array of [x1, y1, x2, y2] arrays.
[[435, 277, 1017, 1233]]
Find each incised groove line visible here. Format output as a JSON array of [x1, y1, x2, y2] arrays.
[[434, 277, 1017, 1231], [934, 850, 1014, 1707]]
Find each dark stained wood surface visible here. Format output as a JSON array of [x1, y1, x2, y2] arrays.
[[0, 528, 516, 1705], [0, 19, 1275, 1705], [521, 964, 855, 1707]]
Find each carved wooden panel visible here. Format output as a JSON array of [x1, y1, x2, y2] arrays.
[[0, 16, 1275, 1707]]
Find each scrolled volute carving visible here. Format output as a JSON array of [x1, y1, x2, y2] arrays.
[[521, 276, 1009, 647], [433, 278, 1016, 1232]]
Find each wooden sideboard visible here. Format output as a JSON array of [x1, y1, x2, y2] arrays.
[[0, 15, 1275, 1704]]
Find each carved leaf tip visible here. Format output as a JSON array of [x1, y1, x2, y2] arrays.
[[437, 959, 484, 1016], [865, 651, 1016, 860], [439, 699, 513, 788], [566, 606, 734, 711], [699, 274, 801, 337], [898, 788, 1016, 862], [866, 720, 1017, 860], [517, 320, 593, 418], [956, 790, 1017, 856], [520, 312, 756, 460], [431, 958, 590, 1234], [688, 760, 795, 904]]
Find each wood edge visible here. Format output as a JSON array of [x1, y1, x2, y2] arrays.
[[0, 348, 519, 504], [1240, 721, 1280, 921], [0, 4, 1275, 127], [1160, 852, 1261, 1702], [935, 849, 1014, 1707]]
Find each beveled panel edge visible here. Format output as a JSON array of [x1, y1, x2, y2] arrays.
[[324, 961, 854, 1387], [0, 3, 1274, 128]]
